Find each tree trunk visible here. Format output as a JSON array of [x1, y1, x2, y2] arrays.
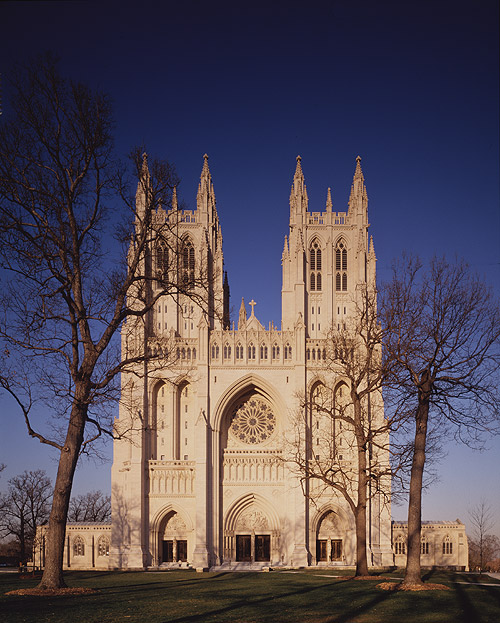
[[353, 397, 369, 577], [38, 399, 87, 589], [403, 382, 430, 586]]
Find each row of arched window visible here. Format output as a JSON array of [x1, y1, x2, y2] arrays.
[[309, 239, 348, 292], [394, 535, 453, 556], [211, 343, 292, 361], [176, 347, 196, 360], [72, 535, 110, 557], [307, 348, 326, 361]]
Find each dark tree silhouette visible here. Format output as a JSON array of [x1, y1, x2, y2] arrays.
[[382, 256, 500, 586], [0, 470, 52, 563], [0, 56, 213, 588]]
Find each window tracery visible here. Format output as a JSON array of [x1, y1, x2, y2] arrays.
[[229, 397, 276, 445], [442, 535, 453, 554], [98, 536, 110, 557], [310, 240, 322, 291], [335, 240, 348, 291], [156, 242, 168, 284], [73, 536, 85, 557], [182, 239, 195, 288]]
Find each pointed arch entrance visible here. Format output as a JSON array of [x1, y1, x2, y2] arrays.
[[313, 508, 351, 565], [150, 506, 193, 566], [223, 494, 281, 564]]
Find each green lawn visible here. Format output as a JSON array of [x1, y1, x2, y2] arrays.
[[1, 569, 499, 623]]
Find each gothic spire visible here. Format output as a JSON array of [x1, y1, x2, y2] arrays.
[[135, 152, 151, 221], [196, 153, 217, 224], [238, 297, 247, 330], [326, 187, 332, 212], [289, 155, 308, 223], [172, 185, 178, 210], [347, 155, 368, 223]]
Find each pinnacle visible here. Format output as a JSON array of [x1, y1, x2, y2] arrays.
[[294, 155, 303, 178], [354, 155, 364, 180], [201, 153, 211, 179], [326, 187, 332, 211]]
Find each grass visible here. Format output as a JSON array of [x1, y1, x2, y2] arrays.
[[1, 569, 499, 623]]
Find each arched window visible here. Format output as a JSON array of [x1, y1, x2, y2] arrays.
[[443, 535, 453, 555], [248, 343, 256, 360], [284, 343, 292, 360], [260, 344, 268, 359], [211, 344, 219, 360], [421, 535, 429, 555], [182, 239, 195, 289], [310, 240, 322, 291], [224, 344, 231, 359], [98, 536, 110, 557], [156, 243, 168, 284], [335, 240, 348, 291], [236, 344, 243, 360], [272, 344, 280, 359], [73, 536, 85, 557], [394, 535, 406, 555]]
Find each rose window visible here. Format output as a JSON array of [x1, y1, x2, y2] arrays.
[[229, 397, 276, 445]]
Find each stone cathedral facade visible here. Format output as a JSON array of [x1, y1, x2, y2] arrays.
[[35, 156, 468, 571], [109, 154, 395, 570]]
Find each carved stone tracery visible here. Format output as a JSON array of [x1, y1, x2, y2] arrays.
[[229, 397, 276, 445]]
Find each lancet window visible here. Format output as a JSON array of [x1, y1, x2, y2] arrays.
[[98, 536, 110, 557], [248, 343, 256, 360], [260, 344, 268, 359], [73, 536, 85, 557], [224, 344, 231, 359], [236, 344, 243, 360], [394, 536, 406, 555], [156, 242, 169, 284], [182, 239, 195, 288], [310, 240, 322, 291], [211, 344, 219, 360], [272, 344, 280, 359], [284, 343, 292, 360], [335, 240, 348, 291], [442, 536, 453, 555]]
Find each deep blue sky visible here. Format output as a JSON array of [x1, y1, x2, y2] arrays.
[[1, 1, 499, 537]]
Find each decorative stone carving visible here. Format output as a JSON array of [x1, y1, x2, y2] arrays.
[[320, 511, 338, 532], [165, 513, 187, 533], [229, 397, 276, 445], [235, 509, 269, 530]]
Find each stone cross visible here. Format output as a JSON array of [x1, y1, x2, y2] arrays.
[[249, 299, 256, 315]]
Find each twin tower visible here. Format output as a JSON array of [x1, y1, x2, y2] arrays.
[[110, 155, 392, 570]]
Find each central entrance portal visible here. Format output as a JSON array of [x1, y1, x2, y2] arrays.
[[235, 534, 270, 562]]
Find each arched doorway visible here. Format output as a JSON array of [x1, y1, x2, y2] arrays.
[[223, 496, 281, 565], [157, 510, 191, 565], [316, 510, 345, 564]]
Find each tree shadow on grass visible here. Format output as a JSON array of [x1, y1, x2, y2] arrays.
[[161, 578, 395, 623]]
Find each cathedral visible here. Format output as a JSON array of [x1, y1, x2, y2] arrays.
[[35, 155, 469, 571]]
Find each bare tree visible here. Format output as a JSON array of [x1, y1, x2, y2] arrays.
[[287, 287, 398, 576], [468, 500, 497, 572], [0, 470, 52, 563], [0, 56, 214, 588], [68, 490, 111, 522], [382, 256, 500, 586]]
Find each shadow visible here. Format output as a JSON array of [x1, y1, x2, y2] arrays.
[[157, 576, 395, 623]]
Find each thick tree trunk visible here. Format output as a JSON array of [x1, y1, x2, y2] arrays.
[[403, 383, 430, 586], [38, 398, 87, 589]]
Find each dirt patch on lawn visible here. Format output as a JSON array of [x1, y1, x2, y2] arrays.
[[6, 587, 98, 596], [377, 581, 450, 591]]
